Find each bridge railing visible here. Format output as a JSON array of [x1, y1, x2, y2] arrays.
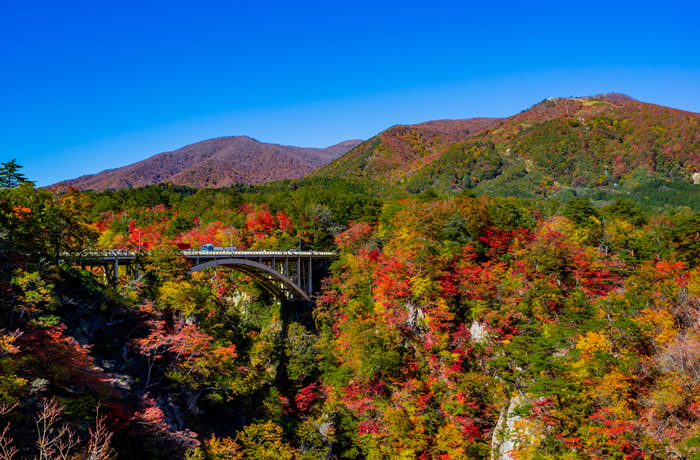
[[181, 250, 338, 257], [64, 250, 338, 258], [62, 250, 137, 257]]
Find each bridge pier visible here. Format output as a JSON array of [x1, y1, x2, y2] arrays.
[[307, 255, 312, 296]]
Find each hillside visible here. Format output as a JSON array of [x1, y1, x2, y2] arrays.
[[317, 117, 504, 183], [317, 94, 700, 205], [59, 136, 362, 190], [3, 169, 700, 458]]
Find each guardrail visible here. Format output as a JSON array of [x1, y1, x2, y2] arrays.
[[64, 250, 338, 258], [182, 250, 338, 257]]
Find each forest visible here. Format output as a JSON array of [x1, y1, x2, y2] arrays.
[[1, 160, 699, 459]]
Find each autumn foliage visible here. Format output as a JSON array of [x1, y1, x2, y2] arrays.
[[2, 166, 699, 458]]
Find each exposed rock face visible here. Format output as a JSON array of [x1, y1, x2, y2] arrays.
[[491, 393, 530, 460], [406, 301, 426, 336], [693, 172, 700, 184], [470, 320, 488, 344]]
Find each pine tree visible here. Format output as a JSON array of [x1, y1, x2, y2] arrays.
[[0, 159, 31, 188]]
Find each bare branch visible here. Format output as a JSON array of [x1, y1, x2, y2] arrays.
[[86, 403, 114, 460], [35, 397, 80, 460], [0, 423, 18, 460], [0, 403, 18, 417]]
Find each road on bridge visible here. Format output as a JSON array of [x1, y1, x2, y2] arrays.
[[66, 250, 338, 301]]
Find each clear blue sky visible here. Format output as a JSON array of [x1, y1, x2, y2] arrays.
[[2, 1, 698, 186]]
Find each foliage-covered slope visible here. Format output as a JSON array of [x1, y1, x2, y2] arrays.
[[3, 162, 700, 458], [316, 118, 503, 183], [318, 94, 700, 207]]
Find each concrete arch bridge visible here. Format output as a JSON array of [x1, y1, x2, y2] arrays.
[[68, 250, 338, 302]]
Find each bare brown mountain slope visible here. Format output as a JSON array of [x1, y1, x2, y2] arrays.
[[59, 136, 363, 190]]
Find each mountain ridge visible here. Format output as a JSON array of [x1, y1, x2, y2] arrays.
[[58, 93, 699, 195], [316, 93, 700, 199], [58, 136, 363, 190]]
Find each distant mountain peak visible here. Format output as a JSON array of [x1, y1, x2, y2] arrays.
[[594, 92, 637, 103], [332, 139, 365, 148], [57, 137, 363, 190]]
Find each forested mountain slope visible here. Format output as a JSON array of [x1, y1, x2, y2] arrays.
[[59, 136, 362, 190], [318, 94, 700, 206], [317, 117, 504, 183]]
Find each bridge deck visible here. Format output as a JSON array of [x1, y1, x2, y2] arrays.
[[70, 250, 337, 262], [66, 250, 338, 300]]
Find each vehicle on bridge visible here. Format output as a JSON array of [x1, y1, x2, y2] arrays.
[[201, 244, 214, 251]]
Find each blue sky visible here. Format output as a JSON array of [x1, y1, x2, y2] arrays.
[[2, 1, 698, 186]]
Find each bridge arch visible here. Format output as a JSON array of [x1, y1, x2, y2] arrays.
[[188, 258, 311, 302]]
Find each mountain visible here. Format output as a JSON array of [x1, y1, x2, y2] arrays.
[[318, 117, 504, 183], [316, 94, 700, 203], [59, 136, 363, 190]]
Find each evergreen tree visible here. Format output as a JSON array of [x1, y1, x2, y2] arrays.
[[0, 159, 31, 188]]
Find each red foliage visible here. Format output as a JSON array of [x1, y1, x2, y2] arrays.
[[275, 211, 294, 233], [441, 246, 504, 302], [294, 383, 318, 412], [479, 226, 533, 257], [18, 325, 115, 394], [335, 222, 373, 250], [340, 382, 378, 417], [571, 251, 625, 297], [132, 397, 201, 450], [179, 221, 227, 247], [373, 253, 412, 304], [246, 209, 276, 235], [357, 420, 382, 435]]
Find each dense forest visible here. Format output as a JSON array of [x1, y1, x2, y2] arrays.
[[1, 151, 700, 459]]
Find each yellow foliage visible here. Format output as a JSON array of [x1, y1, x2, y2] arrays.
[[227, 421, 299, 459], [197, 435, 239, 459], [508, 415, 545, 459], [571, 227, 592, 246], [688, 269, 700, 298], [537, 216, 576, 238], [381, 406, 426, 457], [636, 307, 677, 345], [434, 423, 468, 458], [576, 331, 609, 359], [0, 333, 20, 356], [607, 217, 635, 245], [97, 229, 116, 249], [157, 280, 208, 317], [597, 370, 634, 418], [649, 373, 686, 411], [409, 274, 434, 299]]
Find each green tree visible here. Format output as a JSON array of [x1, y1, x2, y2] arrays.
[[284, 322, 318, 383], [0, 159, 31, 188], [671, 212, 700, 267]]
